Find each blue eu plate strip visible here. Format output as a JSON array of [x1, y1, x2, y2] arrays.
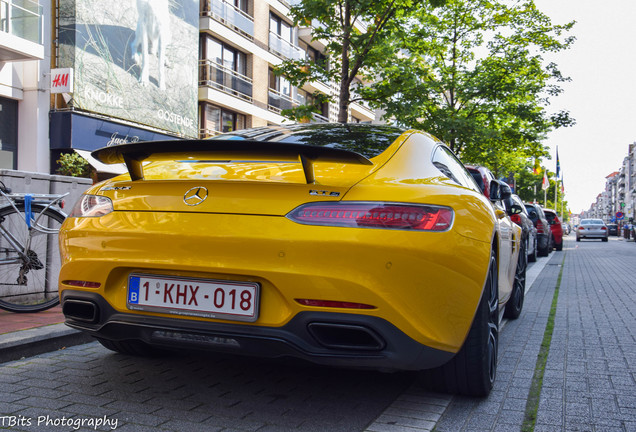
[[128, 276, 140, 304]]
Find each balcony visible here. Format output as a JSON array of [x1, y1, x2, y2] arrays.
[[269, 32, 305, 60], [201, 0, 254, 39], [268, 88, 299, 113], [0, 0, 44, 62], [199, 59, 253, 102]]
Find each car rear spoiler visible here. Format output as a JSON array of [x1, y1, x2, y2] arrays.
[[92, 140, 373, 184]]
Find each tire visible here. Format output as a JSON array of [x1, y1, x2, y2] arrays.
[[96, 338, 166, 357], [555, 241, 563, 251], [0, 203, 65, 313], [576, 237, 581, 242], [420, 249, 499, 396], [602, 237, 608, 242], [505, 240, 525, 319]]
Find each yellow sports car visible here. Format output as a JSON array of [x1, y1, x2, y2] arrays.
[[59, 124, 522, 396]]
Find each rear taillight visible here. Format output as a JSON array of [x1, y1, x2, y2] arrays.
[[578, 226, 584, 230], [536, 221, 546, 234], [601, 226, 607, 231], [286, 202, 454, 231], [510, 214, 522, 225]]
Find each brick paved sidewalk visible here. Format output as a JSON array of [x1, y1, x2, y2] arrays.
[[0, 306, 65, 335], [535, 239, 636, 431], [434, 236, 636, 432]]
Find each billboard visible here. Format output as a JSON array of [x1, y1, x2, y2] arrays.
[[58, 0, 198, 137]]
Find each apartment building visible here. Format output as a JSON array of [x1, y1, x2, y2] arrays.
[[0, 0, 378, 177], [584, 142, 636, 223], [198, 0, 376, 137], [0, 0, 49, 173]]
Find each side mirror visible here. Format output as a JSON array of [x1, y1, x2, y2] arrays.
[[499, 182, 512, 200], [489, 180, 501, 201]]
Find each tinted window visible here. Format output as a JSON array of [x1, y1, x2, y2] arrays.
[[467, 168, 485, 192], [209, 124, 405, 159], [525, 205, 539, 221], [432, 146, 480, 191]]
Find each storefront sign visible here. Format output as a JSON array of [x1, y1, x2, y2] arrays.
[[51, 68, 73, 93]]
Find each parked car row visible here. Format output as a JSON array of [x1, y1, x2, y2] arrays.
[[58, 124, 555, 398]]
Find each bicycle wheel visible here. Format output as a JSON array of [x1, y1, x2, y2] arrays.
[[0, 203, 65, 313]]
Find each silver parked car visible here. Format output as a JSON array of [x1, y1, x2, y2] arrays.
[[576, 219, 609, 242]]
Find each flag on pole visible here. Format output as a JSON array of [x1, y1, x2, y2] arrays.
[[561, 175, 564, 194], [541, 171, 549, 190], [556, 147, 561, 179]]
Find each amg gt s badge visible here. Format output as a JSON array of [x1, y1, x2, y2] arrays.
[[184, 187, 208, 206], [309, 190, 340, 197]]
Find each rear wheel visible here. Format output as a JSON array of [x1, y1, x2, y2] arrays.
[[505, 240, 525, 319], [420, 249, 498, 396], [555, 241, 563, 251]]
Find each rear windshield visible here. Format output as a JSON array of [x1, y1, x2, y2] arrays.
[[209, 124, 406, 159], [581, 219, 604, 225]]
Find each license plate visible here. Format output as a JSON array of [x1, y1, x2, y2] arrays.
[[127, 274, 259, 322]]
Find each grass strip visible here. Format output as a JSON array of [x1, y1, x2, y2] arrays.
[[521, 253, 566, 432]]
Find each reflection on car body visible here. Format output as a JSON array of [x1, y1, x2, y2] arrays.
[[59, 124, 522, 397]]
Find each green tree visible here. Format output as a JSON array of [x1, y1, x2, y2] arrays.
[[275, 0, 444, 123], [362, 0, 575, 165]]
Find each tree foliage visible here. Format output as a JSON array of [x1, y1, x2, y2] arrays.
[[275, 0, 444, 122], [362, 0, 575, 166]]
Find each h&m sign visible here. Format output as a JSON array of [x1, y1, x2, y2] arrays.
[[51, 68, 74, 94]]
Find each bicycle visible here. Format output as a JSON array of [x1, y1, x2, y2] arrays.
[[0, 180, 67, 313]]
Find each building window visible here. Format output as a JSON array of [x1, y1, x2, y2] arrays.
[[299, 41, 327, 69], [270, 13, 292, 43], [0, 97, 18, 169], [201, 103, 246, 137], [268, 68, 291, 97], [200, 36, 252, 99], [269, 12, 303, 60], [203, 36, 247, 76]]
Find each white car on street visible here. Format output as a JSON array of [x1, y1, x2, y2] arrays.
[[576, 219, 609, 242]]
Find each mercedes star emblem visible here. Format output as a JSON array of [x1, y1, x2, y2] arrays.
[[183, 187, 209, 206]]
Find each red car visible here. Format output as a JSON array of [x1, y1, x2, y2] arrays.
[[543, 209, 563, 251], [465, 165, 495, 199]]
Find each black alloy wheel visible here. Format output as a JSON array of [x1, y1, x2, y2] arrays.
[[420, 249, 499, 396], [505, 238, 526, 319]]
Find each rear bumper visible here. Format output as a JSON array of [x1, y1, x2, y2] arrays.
[[576, 231, 608, 239], [61, 290, 455, 371]]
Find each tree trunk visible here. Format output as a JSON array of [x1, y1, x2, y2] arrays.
[[338, 1, 352, 123]]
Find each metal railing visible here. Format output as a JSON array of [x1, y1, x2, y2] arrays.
[[199, 128, 222, 139], [199, 59, 253, 101], [268, 88, 300, 113], [201, 0, 254, 38], [0, 0, 42, 45], [269, 31, 305, 61]]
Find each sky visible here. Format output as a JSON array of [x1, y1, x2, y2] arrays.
[[530, 0, 636, 214]]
